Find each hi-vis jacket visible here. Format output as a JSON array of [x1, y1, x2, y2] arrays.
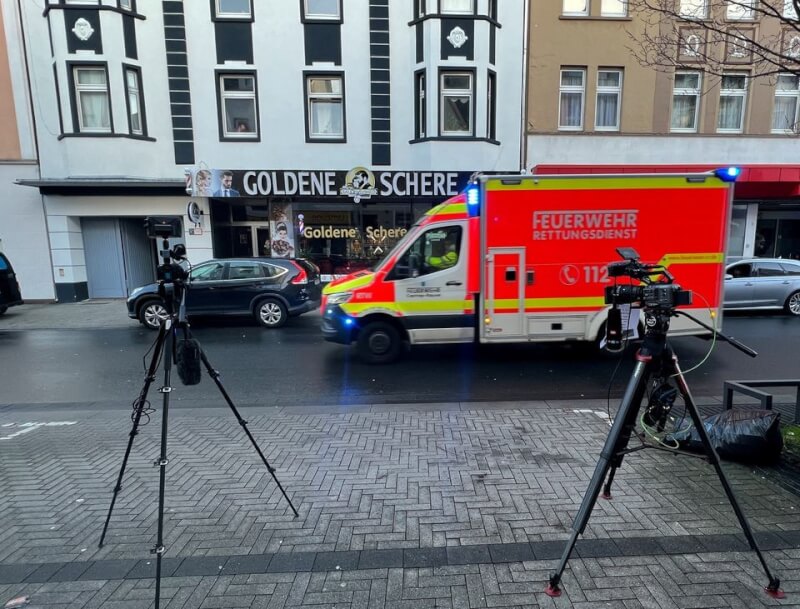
[[321, 171, 735, 361]]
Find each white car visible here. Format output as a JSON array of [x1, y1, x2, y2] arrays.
[[723, 258, 800, 316]]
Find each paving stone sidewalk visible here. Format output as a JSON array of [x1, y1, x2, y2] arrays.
[[1, 402, 799, 608]]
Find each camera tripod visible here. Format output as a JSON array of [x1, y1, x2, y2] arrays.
[[545, 308, 784, 600], [98, 249, 298, 609]]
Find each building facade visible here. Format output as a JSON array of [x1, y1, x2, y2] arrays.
[[527, 0, 800, 262], [9, 0, 526, 299]]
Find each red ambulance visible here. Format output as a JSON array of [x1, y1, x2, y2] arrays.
[[321, 170, 736, 363]]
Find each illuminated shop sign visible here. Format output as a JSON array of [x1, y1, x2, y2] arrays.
[[186, 167, 480, 201]]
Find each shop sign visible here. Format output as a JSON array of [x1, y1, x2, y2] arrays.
[[302, 225, 408, 240], [186, 167, 481, 201]]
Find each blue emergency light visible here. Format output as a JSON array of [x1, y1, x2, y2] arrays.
[[714, 167, 741, 182], [466, 183, 480, 216]]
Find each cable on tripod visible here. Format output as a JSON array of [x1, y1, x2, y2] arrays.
[[670, 290, 717, 378]]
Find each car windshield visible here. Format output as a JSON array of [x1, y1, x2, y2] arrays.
[[372, 223, 422, 272]]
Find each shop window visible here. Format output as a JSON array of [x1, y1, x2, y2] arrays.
[[671, 71, 702, 132], [717, 73, 748, 133], [305, 74, 345, 141], [440, 71, 474, 136], [392, 226, 462, 279], [559, 68, 585, 130], [71, 65, 112, 133], [218, 73, 258, 140], [124, 66, 146, 136]]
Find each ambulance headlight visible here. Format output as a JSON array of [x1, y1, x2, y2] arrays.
[[327, 292, 353, 305]]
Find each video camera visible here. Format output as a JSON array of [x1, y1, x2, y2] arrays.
[[144, 216, 188, 285], [603, 247, 692, 352]]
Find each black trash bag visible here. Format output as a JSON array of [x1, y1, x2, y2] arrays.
[[668, 409, 783, 464]]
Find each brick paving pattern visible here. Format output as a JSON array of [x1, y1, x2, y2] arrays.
[[1, 403, 799, 607]]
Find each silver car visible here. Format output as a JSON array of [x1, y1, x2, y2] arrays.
[[724, 258, 800, 316]]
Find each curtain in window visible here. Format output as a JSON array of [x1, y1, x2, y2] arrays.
[[559, 93, 582, 127], [80, 92, 110, 130], [718, 96, 743, 130], [311, 101, 343, 136], [773, 97, 797, 130], [596, 93, 618, 128], [671, 95, 696, 129]]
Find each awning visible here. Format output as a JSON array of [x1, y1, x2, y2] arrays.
[[532, 165, 800, 199], [16, 177, 186, 196]]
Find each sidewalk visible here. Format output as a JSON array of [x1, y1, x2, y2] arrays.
[[1, 401, 798, 608], [0, 301, 134, 330]]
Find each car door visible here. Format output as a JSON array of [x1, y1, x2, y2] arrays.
[[723, 262, 754, 308], [185, 261, 226, 314], [220, 260, 274, 313], [752, 261, 788, 307]]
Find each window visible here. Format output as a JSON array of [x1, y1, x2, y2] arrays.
[[441, 0, 473, 14], [563, 0, 588, 16], [670, 71, 701, 132], [727, 29, 749, 59], [118, 0, 133, 10], [215, 0, 251, 18], [487, 71, 497, 140], [727, 0, 755, 20], [414, 0, 425, 18], [559, 68, 585, 130], [683, 33, 702, 56], [415, 71, 426, 138], [124, 68, 144, 136], [218, 74, 258, 138], [772, 74, 800, 133], [306, 75, 345, 140], [787, 34, 800, 58], [595, 69, 622, 130], [781, 262, 800, 275], [786, 0, 799, 19], [717, 73, 748, 133], [393, 226, 463, 279], [440, 72, 473, 136], [303, 0, 340, 20], [755, 262, 786, 277], [727, 262, 752, 278], [72, 66, 111, 133], [601, 0, 627, 16], [228, 260, 267, 280], [679, 0, 707, 18], [190, 262, 225, 282]]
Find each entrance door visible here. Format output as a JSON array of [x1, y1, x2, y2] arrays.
[[82, 218, 127, 298], [483, 248, 525, 339]]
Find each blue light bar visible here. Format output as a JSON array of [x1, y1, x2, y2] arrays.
[[466, 184, 480, 206], [714, 167, 741, 182]]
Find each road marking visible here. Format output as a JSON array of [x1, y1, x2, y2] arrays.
[[0, 421, 77, 441]]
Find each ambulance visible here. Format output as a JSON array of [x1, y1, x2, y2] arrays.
[[321, 170, 736, 363]]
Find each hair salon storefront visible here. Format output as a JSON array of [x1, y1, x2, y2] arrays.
[[190, 168, 477, 280]]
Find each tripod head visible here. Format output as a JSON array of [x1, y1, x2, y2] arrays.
[[144, 217, 189, 323]]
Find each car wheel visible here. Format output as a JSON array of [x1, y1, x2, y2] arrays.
[[138, 299, 168, 330], [255, 298, 287, 328], [357, 321, 401, 364], [785, 291, 800, 316], [0, 306, 7, 316]]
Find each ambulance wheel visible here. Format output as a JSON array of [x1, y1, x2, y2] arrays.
[[357, 321, 401, 364]]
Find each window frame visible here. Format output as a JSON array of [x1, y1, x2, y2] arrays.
[[68, 62, 113, 134], [415, 69, 427, 139], [216, 71, 260, 142], [670, 71, 702, 133], [595, 68, 623, 131], [717, 72, 748, 133], [438, 69, 476, 137], [786, 0, 799, 19], [562, 0, 589, 17], [389, 225, 464, 281], [771, 73, 800, 133], [487, 69, 497, 140], [122, 64, 146, 137], [440, 0, 475, 15], [300, 0, 343, 23], [117, 0, 134, 10], [303, 71, 347, 143], [726, 0, 756, 20], [558, 67, 586, 131], [679, 0, 708, 19], [600, 0, 628, 17], [213, 0, 253, 20]]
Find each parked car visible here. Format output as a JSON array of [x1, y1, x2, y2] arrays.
[[127, 258, 321, 330], [723, 258, 800, 316], [0, 252, 23, 315]]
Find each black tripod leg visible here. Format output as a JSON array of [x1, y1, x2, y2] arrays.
[[153, 321, 176, 609], [671, 357, 784, 599], [99, 321, 169, 548], [546, 357, 652, 597], [198, 349, 299, 518]]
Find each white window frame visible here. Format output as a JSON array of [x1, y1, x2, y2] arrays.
[[717, 72, 748, 133], [73, 65, 111, 133], [679, 0, 708, 19], [124, 67, 143, 136], [303, 0, 341, 20], [439, 71, 474, 136], [771, 74, 800, 133], [726, 0, 755, 20], [562, 0, 589, 16], [215, 0, 252, 19], [440, 0, 474, 14], [306, 75, 345, 140], [558, 68, 585, 131], [118, 0, 133, 10], [595, 69, 623, 131], [218, 74, 258, 139], [670, 71, 702, 132], [601, 0, 628, 17], [416, 71, 426, 139]]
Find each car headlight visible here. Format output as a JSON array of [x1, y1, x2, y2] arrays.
[[327, 292, 353, 305]]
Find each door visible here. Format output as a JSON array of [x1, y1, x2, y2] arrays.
[[723, 262, 755, 308], [185, 260, 227, 313], [119, 218, 156, 294], [483, 248, 525, 338], [82, 218, 126, 298], [222, 260, 274, 312], [752, 261, 790, 306]]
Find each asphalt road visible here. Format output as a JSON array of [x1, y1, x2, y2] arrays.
[[0, 311, 797, 409]]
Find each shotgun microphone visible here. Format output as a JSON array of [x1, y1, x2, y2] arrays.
[[176, 338, 202, 385], [605, 306, 624, 353]]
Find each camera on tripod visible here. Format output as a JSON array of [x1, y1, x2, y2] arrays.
[[144, 217, 188, 284], [604, 247, 692, 311]]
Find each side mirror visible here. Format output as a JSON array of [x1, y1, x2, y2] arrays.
[[724, 274, 733, 280]]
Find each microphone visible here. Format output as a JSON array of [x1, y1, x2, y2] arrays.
[[176, 338, 202, 386], [605, 307, 624, 353]]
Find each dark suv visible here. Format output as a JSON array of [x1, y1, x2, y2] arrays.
[[127, 258, 321, 330], [0, 252, 23, 315]]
